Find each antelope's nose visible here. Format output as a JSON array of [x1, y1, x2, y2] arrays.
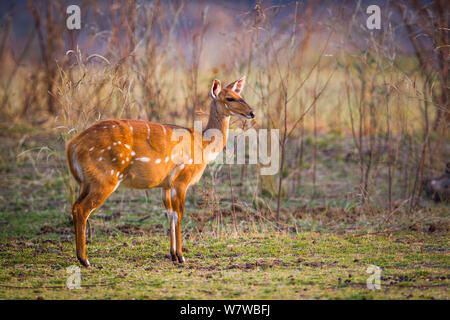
[[249, 111, 255, 119]]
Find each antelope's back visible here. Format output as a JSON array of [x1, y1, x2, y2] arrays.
[[66, 120, 199, 189]]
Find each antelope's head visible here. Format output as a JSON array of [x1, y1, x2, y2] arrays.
[[210, 77, 255, 120]]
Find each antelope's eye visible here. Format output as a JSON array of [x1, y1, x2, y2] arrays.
[[226, 97, 234, 102]]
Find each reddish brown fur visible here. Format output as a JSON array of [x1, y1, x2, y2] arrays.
[[66, 78, 254, 266]]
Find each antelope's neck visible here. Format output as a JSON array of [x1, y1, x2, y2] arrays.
[[204, 100, 230, 150]]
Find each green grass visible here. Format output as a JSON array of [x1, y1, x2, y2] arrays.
[[0, 232, 448, 299], [0, 131, 448, 300]]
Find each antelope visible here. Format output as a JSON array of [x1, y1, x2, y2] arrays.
[[66, 77, 254, 267]]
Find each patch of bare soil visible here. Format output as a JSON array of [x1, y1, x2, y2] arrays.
[[116, 224, 145, 236], [36, 225, 72, 235]]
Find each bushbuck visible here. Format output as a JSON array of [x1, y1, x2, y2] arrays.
[[66, 77, 254, 266]]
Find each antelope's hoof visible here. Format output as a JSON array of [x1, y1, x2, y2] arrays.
[[78, 256, 91, 268], [177, 254, 185, 264]]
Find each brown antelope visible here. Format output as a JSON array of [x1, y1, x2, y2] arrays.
[[66, 77, 254, 267]]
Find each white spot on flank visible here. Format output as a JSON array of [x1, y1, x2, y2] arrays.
[[110, 169, 114, 175], [113, 142, 117, 146], [136, 157, 150, 162], [107, 146, 111, 150], [119, 153, 123, 157], [126, 157, 129, 162], [155, 159, 161, 164], [112, 158, 116, 161], [100, 149, 104, 153], [118, 141, 121, 145], [112, 125, 115, 128], [165, 157, 169, 162], [89, 147, 94, 152], [121, 160, 125, 164], [116, 171, 120, 177], [98, 157, 103, 161], [124, 144, 131, 149], [188, 159, 193, 164], [131, 151, 136, 157], [119, 174, 123, 179], [129, 125, 133, 132]]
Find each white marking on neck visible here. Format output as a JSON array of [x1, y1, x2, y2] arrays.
[[208, 151, 220, 162]]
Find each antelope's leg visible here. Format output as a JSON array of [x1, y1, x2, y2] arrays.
[[162, 189, 176, 262], [86, 219, 92, 240], [72, 185, 89, 265], [172, 186, 187, 264], [74, 184, 115, 267]]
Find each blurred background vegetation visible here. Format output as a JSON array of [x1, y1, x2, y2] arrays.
[[0, 0, 448, 236]]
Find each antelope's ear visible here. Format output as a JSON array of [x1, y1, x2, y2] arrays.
[[227, 76, 245, 95], [210, 79, 222, 99]]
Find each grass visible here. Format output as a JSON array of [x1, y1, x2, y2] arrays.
[[0, 131, 448, 300], [0, 0, 448, 300], [0, 232, 448, 299]]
